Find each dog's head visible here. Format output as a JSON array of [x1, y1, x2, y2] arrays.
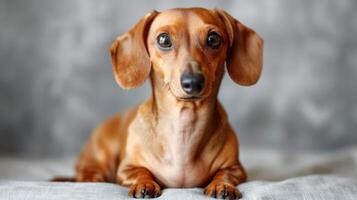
[[110, 8, 263, 101]]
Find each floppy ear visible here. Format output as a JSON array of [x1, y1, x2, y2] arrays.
[[110, 11, 158, 89], [215, 9, 264, 86]]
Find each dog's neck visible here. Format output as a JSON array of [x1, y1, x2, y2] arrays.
[[149, 73, 224, 162]]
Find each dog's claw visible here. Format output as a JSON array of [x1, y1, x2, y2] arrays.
[[204, 183, 242, 199], [129, 182, 161, 198]]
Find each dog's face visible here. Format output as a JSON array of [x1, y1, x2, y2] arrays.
[[110, 8, 263, 101], [147, 8, 229, 100]]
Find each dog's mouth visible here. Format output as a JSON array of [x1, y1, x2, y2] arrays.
[[166, 82, 207, 102], [168, 86, 203, 101], [177, 95, 202, 101]]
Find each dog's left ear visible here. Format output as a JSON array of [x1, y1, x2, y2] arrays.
[[215, 9, 264, 86], [110, 11, 158, 89]]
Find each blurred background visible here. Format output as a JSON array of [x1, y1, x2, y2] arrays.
[[0, 0, 356, 157]]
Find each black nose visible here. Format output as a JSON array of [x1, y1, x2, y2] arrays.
[[180, 73, 205, 95]]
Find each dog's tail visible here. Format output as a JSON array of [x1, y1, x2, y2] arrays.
[[51, 176, 76, 182]]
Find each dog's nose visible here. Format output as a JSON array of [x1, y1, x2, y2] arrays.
[[180, 73, 205, 95]]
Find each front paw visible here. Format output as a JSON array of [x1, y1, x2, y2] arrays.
[[128, 181, 161, 198], [204, 182, 242, 199]]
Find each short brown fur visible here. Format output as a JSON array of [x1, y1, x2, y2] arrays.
[[59, 8, 263, 199]]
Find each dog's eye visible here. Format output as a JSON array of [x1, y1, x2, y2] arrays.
[[207, 32, 221, 49], [157, 33, 172, 50]]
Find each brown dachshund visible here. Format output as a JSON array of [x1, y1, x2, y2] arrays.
[[65, 7, 263, 199]]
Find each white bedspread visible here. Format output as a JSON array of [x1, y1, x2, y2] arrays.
[[0, 175, 356, 200], [0, 147, 357, 199]]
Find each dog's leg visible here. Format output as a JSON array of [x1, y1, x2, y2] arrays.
[[75, 115, 121, 183], [204, 164, 246, 200], [76, 168, 106, 182], [52, 143, 111, 183], [75, 140, 118, 183], [75, 148, 108, 182], [120, 167, 161, 198]]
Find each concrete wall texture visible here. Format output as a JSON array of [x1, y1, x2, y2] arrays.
[[0, 0, 356, 156]]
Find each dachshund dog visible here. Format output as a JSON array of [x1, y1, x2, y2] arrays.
[[64, 7, 263, 199]]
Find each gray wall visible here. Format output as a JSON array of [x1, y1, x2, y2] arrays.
[[1, 0, 356, 156]]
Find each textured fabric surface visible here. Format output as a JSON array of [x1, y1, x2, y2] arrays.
[[0, 175, 357, 200], [1, 148, 357, 199], [1, 147, 357, 182]]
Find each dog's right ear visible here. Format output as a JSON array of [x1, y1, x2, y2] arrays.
[[110, 11, 158, 89]]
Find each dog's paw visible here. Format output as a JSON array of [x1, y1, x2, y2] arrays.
[[128, 181, 161, 198], [204, 182, 242, 199]]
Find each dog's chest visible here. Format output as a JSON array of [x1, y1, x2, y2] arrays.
[[146, 108, 214, 187], [148, 141, 212, 188], [151, 156, 210, 188]]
